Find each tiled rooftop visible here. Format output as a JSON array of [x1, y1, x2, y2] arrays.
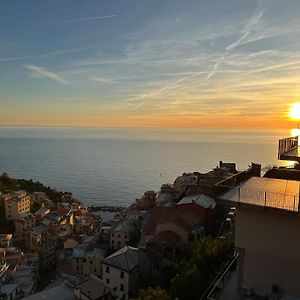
[[178, 193, 216, 209], [103, 246, 139, 272]]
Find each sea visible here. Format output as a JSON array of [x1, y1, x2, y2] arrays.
[[0, 126, 294, 207]]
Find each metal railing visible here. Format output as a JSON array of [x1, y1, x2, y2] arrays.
[[200, 253, 238, 300], [278, 136, 298, 159], [222, 187, 299, 212]]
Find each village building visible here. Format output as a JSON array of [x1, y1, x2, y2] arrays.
[[30, 192, 47, 205], [110, 220, 137, 250], [0, 246, 22, 268], [173, 173, 198, 194], [102, 246, 139, 299], [3, 191, 31, 220], [14, 213, 36, 247], [220, 176, 300, 298], [33, 207, 50, 222], [82, 248, 104, 277], [22, 275, 112, 300], [135, 190, 156, 209], [176, 193, 216, 234], [0, 234, 12, 248], [29, 225, 56, 270], [72, 248, 85, 275]]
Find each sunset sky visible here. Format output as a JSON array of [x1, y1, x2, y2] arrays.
[[1, 0, 300, 128]]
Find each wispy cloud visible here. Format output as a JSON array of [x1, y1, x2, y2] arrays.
[[23, 64, 71, 85], [206, 8, 264, 79], [123, 6, 266, 111], [55, 14, 117, 24], [0, 44, 100, 63], [88, 74, 114, 84]]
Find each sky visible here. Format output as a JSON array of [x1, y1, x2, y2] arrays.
[[1, 0, 300, 128]]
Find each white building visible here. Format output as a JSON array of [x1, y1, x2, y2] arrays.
[[102, 246, 139, 299]]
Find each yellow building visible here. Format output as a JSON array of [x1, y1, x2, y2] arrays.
[[3, 191, 31, 220], [82, 248, 104, 277]]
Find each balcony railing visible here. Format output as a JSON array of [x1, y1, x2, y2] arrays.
[[278, 136, 299, 161], [220, 187, 299, 212]]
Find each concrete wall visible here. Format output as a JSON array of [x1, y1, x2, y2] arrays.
[[111, 230, 129, 250], [102, 264, 130, 299], [83, 256, 102, 277], [235, 206, 300, 298]]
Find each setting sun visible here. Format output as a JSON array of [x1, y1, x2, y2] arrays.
[[289, 103, 300, 120]]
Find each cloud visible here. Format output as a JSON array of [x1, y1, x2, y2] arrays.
[[206, 8, 264, 79], [125, 5, 268, 111], [0, 44, 100, 63], [55, 15, 117, 24], [23, 64, 71, 85], [88, 74, 113, 84], [226, 10, 264, 51]]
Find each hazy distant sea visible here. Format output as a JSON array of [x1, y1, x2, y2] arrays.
[[0, 127, 291, 206]]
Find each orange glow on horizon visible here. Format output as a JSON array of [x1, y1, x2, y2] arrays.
[[0, 114, 291, 129]]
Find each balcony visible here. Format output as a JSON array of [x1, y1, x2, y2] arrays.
[[278, 136, 300, 162]]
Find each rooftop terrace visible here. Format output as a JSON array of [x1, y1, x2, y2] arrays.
[[219, 177, 300, 213]]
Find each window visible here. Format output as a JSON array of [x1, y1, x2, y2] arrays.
[[120, 271, 124, 279], [112, 240, 114, 244], [118, 234, 120, 238], [120, 284, 124, 291], [106, 266, 110, 273], [106, 278, 110, 284], [94, 268, 97, 273]]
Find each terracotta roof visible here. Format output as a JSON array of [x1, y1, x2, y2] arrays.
[[161, 214, 191, 231], [143, 207, 176, 235], [148, 231, 184, 249], [56, 208, 70, 217]]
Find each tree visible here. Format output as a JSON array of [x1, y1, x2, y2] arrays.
[[170, 236, 232, 300], [189, 236, 231, 276], [133, 287, 170, 300], [170, 265, 204, 300]]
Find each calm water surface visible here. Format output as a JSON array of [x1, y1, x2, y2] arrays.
[[0, 127, 291, 206]]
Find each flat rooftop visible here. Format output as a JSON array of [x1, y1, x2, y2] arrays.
[[220, 177, 300, 212]]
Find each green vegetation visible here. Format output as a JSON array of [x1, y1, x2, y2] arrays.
[[170, 236, 232, 300], [31, 201, 42, 213], [0, 172, 73, 205], [133, 287, 170, 300]]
